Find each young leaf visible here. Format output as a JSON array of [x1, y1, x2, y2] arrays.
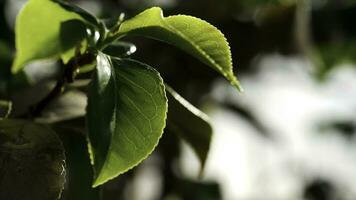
[[166, 86, 212, 174], [0, 119, 65, 200], [87, 53, 167, 187], [117, 7, 242, 91], [12, 0, 86, 73]]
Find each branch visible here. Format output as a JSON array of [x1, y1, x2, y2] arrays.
[[29, 52, 95, 118]]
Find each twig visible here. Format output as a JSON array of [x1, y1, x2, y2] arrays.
[[29, 51, 95, 118]]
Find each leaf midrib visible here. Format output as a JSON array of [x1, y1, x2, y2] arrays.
[[163, 15, 230, 75], [96, 55, 118, 181]]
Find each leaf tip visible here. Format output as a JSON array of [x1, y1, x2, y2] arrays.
[[228, 74, 243, 92], [91, 179, 103, 188], [91, 171, 110, 188], [233, 81, 244, 92], [146, 6, 163, 13]]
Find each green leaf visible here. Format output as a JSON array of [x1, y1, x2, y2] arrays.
[[117, 7, 242, 91], [12, 0, 86, 73], [0, 119, 65, 200], [53, 0, 99, 27], [87, 53, 167, 187], [166, 86, 212, 174], [59, 19, 88, 64]]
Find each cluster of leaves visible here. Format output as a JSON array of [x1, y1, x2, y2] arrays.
[[0, 0, 241, 199]]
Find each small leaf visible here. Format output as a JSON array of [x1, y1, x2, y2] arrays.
[[166, 86, 212, 174], [117, 7, 242, 91], [0, 119, 65, 200], [102, 41, 137, 57], [87, 53, 167, 187], [12, 0, 86, 73]]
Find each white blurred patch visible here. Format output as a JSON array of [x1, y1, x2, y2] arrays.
[[5, 0, 27, 30], [181, 54, 356, 199], [130, 156, 163, 200]]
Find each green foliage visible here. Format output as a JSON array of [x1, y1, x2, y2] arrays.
[[87, 54, 167, 186], [4, 0, 241, 196], [117, 7, 242, 91], [0, 119, 65, 200], [166, 86, 212, 174], [12, 0, 86, 73]]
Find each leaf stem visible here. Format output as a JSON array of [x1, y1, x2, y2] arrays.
[[29, 52, 96, 118], [96, 13, 126, 50]]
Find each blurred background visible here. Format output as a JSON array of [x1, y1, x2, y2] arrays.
[[1, 0, 356, 199]]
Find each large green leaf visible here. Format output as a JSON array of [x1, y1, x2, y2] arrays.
[[0, 119, 65, 200], [166, 86, 212, 174], [117, 7, 242, 91], [87, 53, 167, 187], [12, 0, 86, 73]]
